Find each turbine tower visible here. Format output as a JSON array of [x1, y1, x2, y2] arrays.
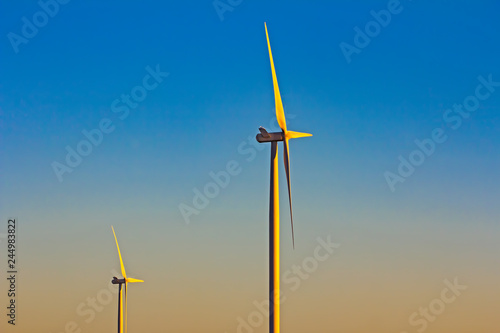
[[111, 226, 144, 333], [256, 23, 312, 333]]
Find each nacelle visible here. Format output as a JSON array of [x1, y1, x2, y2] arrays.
[[256, 127, 284, 143], [111, 277, 126, 284]]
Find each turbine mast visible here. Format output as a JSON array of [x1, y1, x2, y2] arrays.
[[269, 141, 280, 333], [118, 283, 122, 333]]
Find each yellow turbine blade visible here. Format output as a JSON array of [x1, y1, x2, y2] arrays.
[[126, 277, 144, 283], [286, 131, 312, 139], [283, 138, 295, 249], [111, 226, 127, 280], [265, 22, 287, 133], [283, 131, 312, 249]]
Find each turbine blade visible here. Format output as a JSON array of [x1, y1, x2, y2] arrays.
[[264, 22, 287, 133], [283, 138, 295, 249], [286, 131, 312, 139], [111, 226, 127, 280], [126, 277, 144, 283], [259, 126, 270, 138]]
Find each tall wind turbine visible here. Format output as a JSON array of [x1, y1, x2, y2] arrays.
[[256, 23, 312, 333], [111, 226, 144, 333]]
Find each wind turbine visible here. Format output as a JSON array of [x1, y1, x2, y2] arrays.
[[256, 23, 312, 333], [111, 226, 144, 333]]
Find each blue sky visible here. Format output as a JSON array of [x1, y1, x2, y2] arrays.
[[1, 1, 499, 332]]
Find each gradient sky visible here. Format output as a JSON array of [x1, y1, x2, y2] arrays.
[[1, 1, 499, 332]]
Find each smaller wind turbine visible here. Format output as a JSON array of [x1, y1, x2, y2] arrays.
[[111, 226, 144, 333]]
